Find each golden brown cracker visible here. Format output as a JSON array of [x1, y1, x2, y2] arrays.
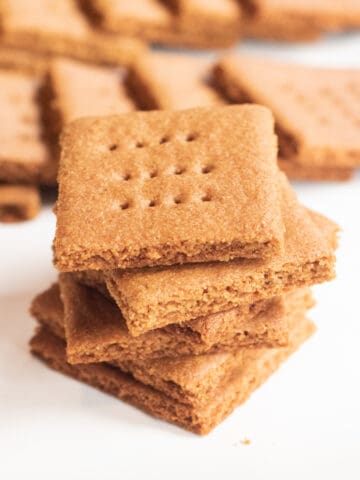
[[54, 105, 283, 271], [104, 176, 337, 336], [214, 55, 360, 168], [127, 51, 225, 110], [30, 312, 314, 434], [0, 184, 40, 222]]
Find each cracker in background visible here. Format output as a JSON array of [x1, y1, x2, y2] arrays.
[[88, 0, 174, 39], [0, 0, 145, 67], [0, 184, 40, 222], [214, 55, 360, 170], [54, 105, 282, 271], [241, 0, 360, 41], [46, 57, 135, 140], [278, 160, 354, 182], [0, 71, 55, 185], [127, 52, 225, 110], [163, 0, 241, 48], [104, 177, 337, 336], [30, 311, 314, 434], [0, 46, 49, 75]]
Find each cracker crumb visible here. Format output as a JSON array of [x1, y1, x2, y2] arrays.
[[241, 438, 251, 445]]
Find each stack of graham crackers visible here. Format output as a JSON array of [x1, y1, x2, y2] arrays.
[[29, 105, 338, 434]]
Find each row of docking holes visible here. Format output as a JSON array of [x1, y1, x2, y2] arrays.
[[119, 193, 213, 210], [115, 164, 214, 182], [108, 132, 198, 153]]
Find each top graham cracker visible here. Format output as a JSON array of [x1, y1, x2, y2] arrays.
[[54, 105, 283, 271]]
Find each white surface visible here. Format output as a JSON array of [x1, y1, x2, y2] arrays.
[[1, 34, 360, 480]]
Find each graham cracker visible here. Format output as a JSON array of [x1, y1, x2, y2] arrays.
[[126, 51, 225, 110], [0, 184, 40, 222], [88, 0, 174, 39], [0, 46, 49, 75], [0, 0, 145, 67], [0, 70, 54, 185], [214, 55, 360, 169], [242, 0, 360, 41], [47, 58, 135, 137], [54, 105, 283, 271], [29, 278, 313, 364], [163, 0, 242, 48], [30, 312, 315, 434], [278, 159, 355, 182], [104, 175, 337, 336]]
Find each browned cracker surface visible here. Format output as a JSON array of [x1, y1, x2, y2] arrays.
[[214, 55, 360, 169], [0, 0, 145, 67], [31, 277, 313, 364], [90, 0, 241, 48], [54, 105, 283, 271], [104, 176, 337, 336], [162, 0, 242, 48], [242, 0, 360, 41], [0, 184, 40, 222], [127, 51, 225, 110], [0, 70, 55, 185], [278, 159, 355, 182], [0, 46, 49, 75], [48, 57, 135, 134], [30, 312, 314, 434], [89, 0, 174, 39]]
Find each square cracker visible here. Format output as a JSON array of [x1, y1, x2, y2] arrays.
[[30, 278, 314, 364], [0, 0, 145, 67], [164, 0, 241, 48], [47, 58, 135, 134], [104, 175, 337, 336], [242, 0, 360, 41], [127, 52, 225, 110], [54, 105, 283, 271], [214, 55, 360, 168], [30, 312, 314, 434], [0, 71, 54, 185], [278, 159, 354, 182], [0, 184, 40, 222], [88, 0, 173, 38]]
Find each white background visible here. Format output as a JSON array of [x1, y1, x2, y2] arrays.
[[1, 34, 360, 480]]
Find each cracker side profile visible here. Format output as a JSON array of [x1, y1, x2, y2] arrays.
[[0, 184, 40, 222], [242, 0, 360, 41], [30, 278, 307, 363], [0, 0, 145, 66], [104, 176, 337, 336], [30, 313, 314, 434], [54, 105, 283, 271]]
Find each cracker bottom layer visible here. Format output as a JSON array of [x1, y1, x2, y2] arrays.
[[30, 315, 314, 435]]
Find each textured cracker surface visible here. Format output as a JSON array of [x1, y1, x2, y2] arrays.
[[54, 105, 283, 271], [49, 58, 135, 126], [243, 0, 360, 41], [105, 175, 337, 335], [0, 0, 145, 66], [0, 184, 40, 222], [29, 278, 314, 364], [278, 159, 354, 182], [214, 55, 360, 168], [127, 51, 225, 110]]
